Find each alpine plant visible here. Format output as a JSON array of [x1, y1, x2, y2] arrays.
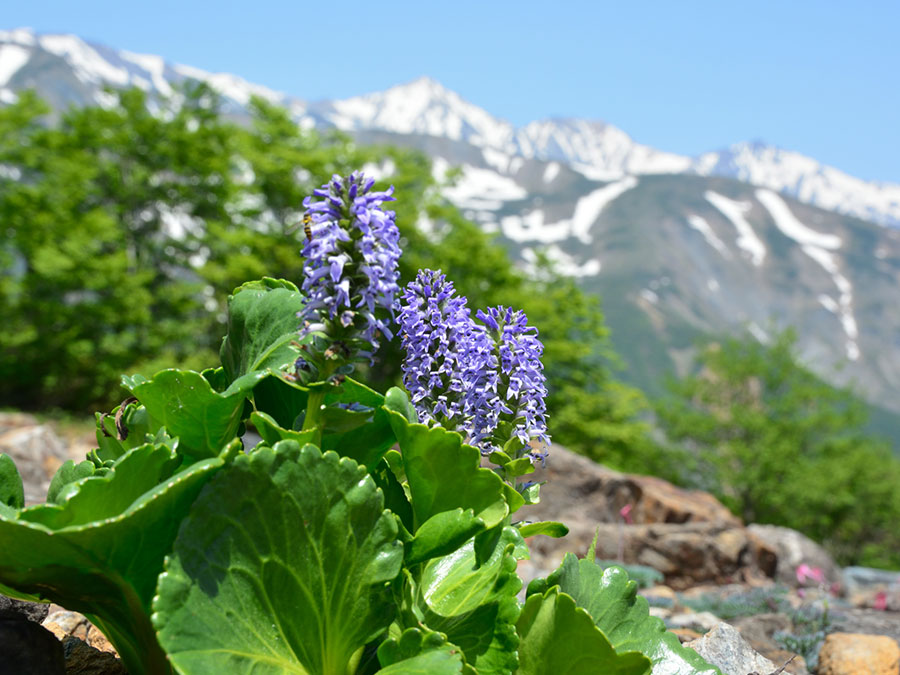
[[399, 269, 549, 468], [294, 172, 401, 377]]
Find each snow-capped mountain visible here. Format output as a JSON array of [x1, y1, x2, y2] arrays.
[[2, 27, 897, 228], [3, 27, 900, 431]]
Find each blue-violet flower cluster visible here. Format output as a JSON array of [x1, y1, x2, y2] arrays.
[[297, 172, 401, 365], [398, 269, 549, 464]]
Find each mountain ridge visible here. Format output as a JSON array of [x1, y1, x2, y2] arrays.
[[2, 27, 899, 228]]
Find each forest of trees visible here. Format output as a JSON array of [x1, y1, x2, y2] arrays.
[[1, 85, 898, 567]]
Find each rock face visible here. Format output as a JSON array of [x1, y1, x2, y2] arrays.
[[527, 444, 741, 527], [817, 632, 900, 675], [523, 445, 776, 589], [685, 622, 777, 675], [748, 524, 844, 590], [0, 617, 67, 675]]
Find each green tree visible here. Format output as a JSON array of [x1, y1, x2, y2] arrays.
[[656, 329, 900, 567], [0, 85, 234, 409]]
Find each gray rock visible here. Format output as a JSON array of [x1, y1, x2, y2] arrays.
[[0, 594, 50, 623], [62, 636, 128, 674], [0, 423, 68, 505], [0, 617, 66, 674], [829, 608, 900, 646], [685, 622, 778, 675], [842, 566, 900, 593], [747, 524, 843, 590]]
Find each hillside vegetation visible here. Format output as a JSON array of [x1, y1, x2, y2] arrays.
[[1, 86, 898, 567]]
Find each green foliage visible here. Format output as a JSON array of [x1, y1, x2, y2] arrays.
[[0, 86, 653, 468], [154, 441, 403, 675], [528, 554, 720, 674], [0, 443, 225, 673], [0, 454, 24, 509], [516, 588, 651, 675], [656, 328, 900, 567], [0, 263, 717, 673]]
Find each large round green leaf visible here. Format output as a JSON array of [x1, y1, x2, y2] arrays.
[[416, 526, 524, 675], [528, 554, 722, 674], [122, 369, 265, 458], [153, 441, 404, 675], [517, 588, 651, 675], [0, 449, 224, 674]]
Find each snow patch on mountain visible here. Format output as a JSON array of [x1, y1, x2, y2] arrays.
[[172, 64, 283, 106], [704, 191, 766, 266], [0, 44, 29, 86], [521, 245, 601, 278], [687, 215, 732, 259], [438, 162, 526, 210], [38, 34, 129, 86], [543, 162, 560, 183], [757, 189, 859, 360], [119, 51, 172, 96], [499, 176, 637, 244], [696, 142, 900, 228]]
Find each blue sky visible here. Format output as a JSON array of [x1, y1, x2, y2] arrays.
[[5, 1, 900, 182]]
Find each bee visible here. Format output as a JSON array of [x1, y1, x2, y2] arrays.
[[303, 213, 313, 241]]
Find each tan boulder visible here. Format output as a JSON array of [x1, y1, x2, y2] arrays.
[[817, 632, 900, 674]]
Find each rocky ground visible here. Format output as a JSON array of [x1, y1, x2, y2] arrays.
[[2, 412, 899, 674]]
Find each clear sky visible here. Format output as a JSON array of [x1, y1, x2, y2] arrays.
[[5, 0, 899, 183]]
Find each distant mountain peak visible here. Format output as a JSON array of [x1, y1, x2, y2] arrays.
[[2, 27, 900, 227]]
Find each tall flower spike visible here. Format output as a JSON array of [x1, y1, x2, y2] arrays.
[[398, 270, 495, 427], [399, 269, 550, 467], [297, 171, 401, 365], [474, 306, 550, 463]]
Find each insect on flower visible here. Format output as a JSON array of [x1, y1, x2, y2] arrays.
[[302, 212, 313, 241]]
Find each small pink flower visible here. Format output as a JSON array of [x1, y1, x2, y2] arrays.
[[796, 563, 825, 585], [619, 503, 634, 525], [874, 591, 888, 611]]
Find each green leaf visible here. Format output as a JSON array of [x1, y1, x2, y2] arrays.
[[416, 526, 524, 674], [19, 443, 181, 529], [386, 408, 522, 530], [516, 587, 651, 675], [153, 441, 404, 675], [405, 508, 487, 567], [378, 627, 467, 674], [529, 554, 722, 674], [385, 386, 418, 423], [219, 277, 305, 383], [322, 378, 397, 468], [46, 459, 97, 504], [371, 455, 414, 535], [0, 454, 24, 509], [0, 454, 224, 674], [250, 410, 318, 447], [122, 368, 265, 458], [252, 372, 310, 429], [517, 521, 569, 539]]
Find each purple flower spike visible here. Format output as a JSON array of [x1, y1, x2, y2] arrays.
[[475, 306, 550, 463], [298, 171, 401, 360], [398, 270, 494, 427], [399, 270, 550, 465]]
